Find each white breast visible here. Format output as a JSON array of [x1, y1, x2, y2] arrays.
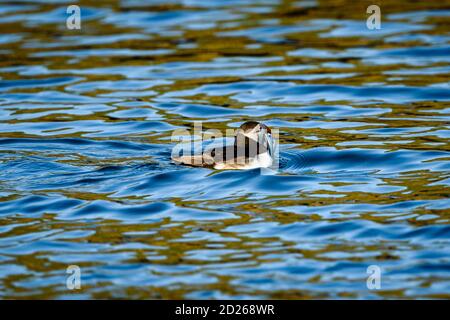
[[214, 152, 273, 170]]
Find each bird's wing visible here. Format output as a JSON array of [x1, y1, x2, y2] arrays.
[[172, 143, 262, 168], [172, 152, 215, 168], [211, 145, 255, 165]]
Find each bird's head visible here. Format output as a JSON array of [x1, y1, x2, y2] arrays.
[[236, 121, 274, 155]]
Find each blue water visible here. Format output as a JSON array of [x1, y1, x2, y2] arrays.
[[0, 0, 449, 299]]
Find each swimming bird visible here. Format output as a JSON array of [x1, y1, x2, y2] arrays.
[[172, 121, 274, 170]]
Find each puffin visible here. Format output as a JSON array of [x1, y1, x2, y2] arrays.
[[172, 121, 274, 170]]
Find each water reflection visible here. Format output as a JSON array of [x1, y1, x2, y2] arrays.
[[0, 0, 449, 299]]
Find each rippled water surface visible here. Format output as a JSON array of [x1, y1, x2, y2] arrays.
[[0, 0, 449, 299]]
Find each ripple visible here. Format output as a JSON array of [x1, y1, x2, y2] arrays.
[[166, 81, 450, 103], [0, 0, 449, 299]]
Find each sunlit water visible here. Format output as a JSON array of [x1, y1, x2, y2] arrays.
[[0, 0, 449, 299]]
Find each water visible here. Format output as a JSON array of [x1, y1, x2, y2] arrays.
[[0, 0, 449, 299]]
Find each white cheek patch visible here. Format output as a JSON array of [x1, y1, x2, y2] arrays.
[[243, 131, 258, 140], [244, 127, 263, 141]]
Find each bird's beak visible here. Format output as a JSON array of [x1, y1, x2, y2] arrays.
[[258, 131, 274, 156]]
